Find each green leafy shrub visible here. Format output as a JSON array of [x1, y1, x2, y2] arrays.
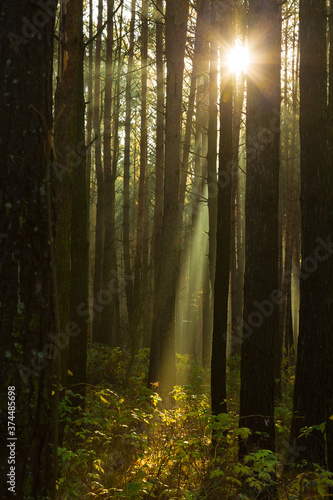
[[58, 350, 332, 499], [87, 344, 127, 386]]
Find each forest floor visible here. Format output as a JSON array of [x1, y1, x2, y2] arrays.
[[57, 346, 333, 499]]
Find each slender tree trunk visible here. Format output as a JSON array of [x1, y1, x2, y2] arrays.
[[110, 5, 123, 348], [54, 0, 77, 392], [289, 0, 328, 468], [86, 0, 93, 205], [131, 0, 149, 352], [239, 0, 281, 462], [276, 13, 289, 401], [327, 0, 333, 485], [92, 0, 105, 343], [290, 11, 300, 355], [152, 0, 164, 288], [98, 0, 115, 347], [203, 0, 219, 368], [0, 1, 57, 495], [68, 0, 89, 405], [207, 1, 218, 293], [211, 0, 233, 417], [148, 0, 190, 395], [230, 72, 245, 356], [123, 0, 136, 323]]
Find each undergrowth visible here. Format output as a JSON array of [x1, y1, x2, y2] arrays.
[[56, 347, 333, 499]]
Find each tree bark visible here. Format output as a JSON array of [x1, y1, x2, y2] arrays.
[[230, 71, 245, 356], [100, 0, 118, 347], [327, 0, 333, 486], [131, 0, 149, 352], [207, 1, 218, 294], [289, 0, 328, 468], [0, 1, 57, 496], [68, 0, 89, 405], [123, 0, 136, 324], [239, 0, 281, 459], [211, 0, 233, 417], [92, 0, 105, 343]]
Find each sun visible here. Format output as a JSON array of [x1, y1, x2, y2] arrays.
[[227, 45, 249, 75]]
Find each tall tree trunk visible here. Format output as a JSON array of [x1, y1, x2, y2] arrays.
[[68, 0, 89, 405], [152, 0, 164, 289], [327, 0, 333, 486], [203, 0, 219, 367], [100, 0, 116, 347], [131, 0, 149, 352], [0, 1, 57, 496], [230, 71, 245, 356], [123, 0, 136, 323], [148, 0, 190, 395], [92, 0, 105, 343], [289, 10, 300, 360], [151, 0, 165, 350], [211, 0, 233, 417], [54, 0, 76, 392], [289, 0, 328, 468], [276, 12, 289, 401], [239, 0, 281, 460], [86, 0, 93, 205], [110, 6, 123, 348], [207, 1, 218, 293]]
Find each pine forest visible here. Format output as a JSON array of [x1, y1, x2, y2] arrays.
[[1, 0, 333, 498]]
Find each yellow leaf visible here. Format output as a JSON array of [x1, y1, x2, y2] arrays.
[[329, 415, 333, 420], [100, 395, 109, 404], [52, 390, 55, 396], [68, 369, 73, 376]]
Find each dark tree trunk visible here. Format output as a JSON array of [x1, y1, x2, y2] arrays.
[[123, 0, 136, 324], [109, 7, 123, 349], [0, 1, 57, 496], [68, 0, 89, 405], [230, 71, 245, 356], [211, 0, 233, 417], [207, 1, 218, 294], [86, 0, 93, 206], [54, 0, 75, 391], [152, 0, 164, 288], [131, 0, 149, 352], [289, 0, 328, 468], [239, 0, 281, 459], [100, 0, 118, 347], [92, 0, 105, 343], [148, 0, 190, 395], [203, 0, 219, 368], [327, 0, 333, 487]]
